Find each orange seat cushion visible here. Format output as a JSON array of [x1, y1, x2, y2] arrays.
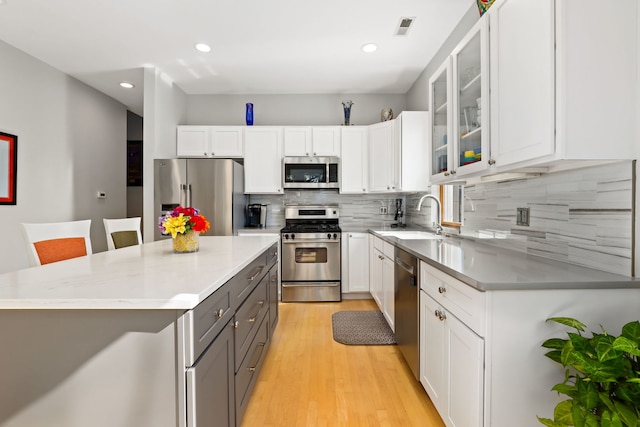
[[33, 237, 87, 265]]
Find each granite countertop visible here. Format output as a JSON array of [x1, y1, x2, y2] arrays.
[[0, 236, 279, 310], [369, 230, 637, 291]]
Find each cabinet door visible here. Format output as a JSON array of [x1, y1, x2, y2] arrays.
[[420, 291, 446, 415], [185, 321, 235, 427], [382, 254, 395, 331], [396, 111, 429, 192], [370, 250, 384, 310], [489, 0, 555, 168], [446, 313, 484, 427], [311, 127, 341, 156], [429, 59, 453, 183], [451, 18, 490, 177], [345, 233, 369, 293], [369, 120, 396, 192], [177, 126, 210, 157], [244, 127, 283, 194], [340, 126, 368, 194], [283, 127, 311, 156], [210, 127, 244, 157]]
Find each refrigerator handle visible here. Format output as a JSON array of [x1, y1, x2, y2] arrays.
[[181, 184, 188, 207], [187, 184, 192, 207]]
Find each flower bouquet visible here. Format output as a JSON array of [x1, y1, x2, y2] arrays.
[[158, 206, 210, 253]]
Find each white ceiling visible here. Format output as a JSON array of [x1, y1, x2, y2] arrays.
[[0, 0, 473, 117]]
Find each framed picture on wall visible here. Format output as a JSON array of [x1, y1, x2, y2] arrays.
[[0, 132, 17, 205]]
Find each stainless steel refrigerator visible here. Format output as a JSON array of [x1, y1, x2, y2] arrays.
[[154, 159, 246, 240]]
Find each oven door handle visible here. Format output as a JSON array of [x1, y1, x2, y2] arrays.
[[281, 239, 340, 244]]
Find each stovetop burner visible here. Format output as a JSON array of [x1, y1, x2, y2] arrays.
[[280, 205, 341, 234], [281, 222, 341, 233]]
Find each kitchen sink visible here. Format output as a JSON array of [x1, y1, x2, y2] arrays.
[[375, 231, 443, 240]]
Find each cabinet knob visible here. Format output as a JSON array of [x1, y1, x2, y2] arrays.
[[438, 286, 447, 294], [434, 309, 446, 321], [306, 152, 309, 156], [444, 172, 450, 176], [450, 170, 457, 175], [234, 321, 240, 329], [211, 152, 215, 156], [204, 152, 207, 156], [313, 152, 317, 156], [216, 308, 225, 318], [387, 186, 390, 190], [488, 159, 496, 165]]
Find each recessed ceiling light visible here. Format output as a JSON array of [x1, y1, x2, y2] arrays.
[[120, 82, 134, 89], [361, 43, 377, 53], [195, 43, 212, 53]]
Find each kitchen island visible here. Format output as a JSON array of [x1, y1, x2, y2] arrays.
[[370, 230, 640, 427], [0, 236, 279, 427]]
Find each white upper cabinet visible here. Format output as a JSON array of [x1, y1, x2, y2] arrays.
[[489, 0, 638, 171], [395, 111, 430, 192], [244, 127, 283, 194], [177, 126, 243, 158], [340, 126, 369, 194], [369, 120, 397, 192], [430, 17, 489, 183], [283, 126, 341, 157]]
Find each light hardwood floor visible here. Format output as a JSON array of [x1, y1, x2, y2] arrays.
[[241, 299, 445, 427]]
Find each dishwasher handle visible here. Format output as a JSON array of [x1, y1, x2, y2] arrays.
[[395, 256, 415, 275]]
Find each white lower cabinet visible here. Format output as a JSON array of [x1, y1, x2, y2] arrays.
[[420, 261, 484, 427], [342, 232, 370, 293], [369, 235, 394, 330]]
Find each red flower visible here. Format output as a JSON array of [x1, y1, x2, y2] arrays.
[[190, 214, 210, 233]]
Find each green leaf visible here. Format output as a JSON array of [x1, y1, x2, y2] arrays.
[[561, 340, 577, 367], [554, 400, 574, 425], [595, 335, 622, 362], [547, 317, 587, 332], [571, 401, 586, 427], [552, 383, 577, 398], [612, 336, 640, 357], [601, 410, 624, 427], [545, 349, 564, 364], [613, 401, 639, 426], [599, 391, 616, 412], [621, 321, 640, 344], [576, 379, 598, 410], [544, 338, 569, 349], [583, 412, 598, 427]]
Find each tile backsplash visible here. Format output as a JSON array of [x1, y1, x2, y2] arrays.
[[247, 161, 634, 276]]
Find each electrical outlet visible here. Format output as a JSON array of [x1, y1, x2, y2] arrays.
[[379, 206, 388, 215], [516, 207, 530, 226]]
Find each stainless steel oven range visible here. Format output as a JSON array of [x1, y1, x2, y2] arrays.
[[280, 205, 341, 302]]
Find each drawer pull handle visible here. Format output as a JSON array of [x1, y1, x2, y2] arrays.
[[234, 321, 240, 329], [248, 342, 266, 372], [438, 286, 447, 294], [248, 300, 266, 323], [216, 308, 225, 319], [248, 266, 265, 282]]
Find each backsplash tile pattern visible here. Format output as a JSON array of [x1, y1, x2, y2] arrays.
[[247, 161, 634, 276], [411, 161, 634, 275]]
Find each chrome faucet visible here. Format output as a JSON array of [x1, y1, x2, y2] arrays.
[[416, 194, 443, 235]]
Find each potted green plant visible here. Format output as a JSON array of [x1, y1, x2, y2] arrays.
[[538, 317, 640, 427]]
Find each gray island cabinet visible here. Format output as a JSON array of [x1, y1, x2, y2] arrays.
[[0, 236, 279, 427]]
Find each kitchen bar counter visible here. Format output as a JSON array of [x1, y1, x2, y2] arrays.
[[0, 235, 278, 309], [369, 230, 637, 291]]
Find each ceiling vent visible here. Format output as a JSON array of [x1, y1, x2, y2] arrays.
[[394, 17, 416, 36]]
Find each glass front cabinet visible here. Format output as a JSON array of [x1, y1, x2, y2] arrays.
[[430, 18, 490, 182]]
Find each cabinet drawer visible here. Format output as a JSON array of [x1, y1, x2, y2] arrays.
[[383, 241, 394, 259], [235, 276, 269, 371], [229, 250, 269, 310], [184, 280, 233, 366], [235, 314, 269, 423], [420, 262, 486, 336], [372, 235, 384, 252]]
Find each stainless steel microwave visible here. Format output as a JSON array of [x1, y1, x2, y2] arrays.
[[282, 156, 340, 189]]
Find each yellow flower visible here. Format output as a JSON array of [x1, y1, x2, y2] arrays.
[[163, 214, 188, 238]]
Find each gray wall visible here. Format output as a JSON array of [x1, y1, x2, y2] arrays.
[[0, 40, 127, 273], [185, 93, 407, 127]]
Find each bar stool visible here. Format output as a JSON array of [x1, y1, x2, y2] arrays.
[[103, 217, 142, 250], [20, 220, 93, 266]]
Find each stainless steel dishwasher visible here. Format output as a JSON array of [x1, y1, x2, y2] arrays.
[[395, 247, 419, 380]]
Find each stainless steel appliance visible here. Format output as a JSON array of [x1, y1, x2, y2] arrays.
[[282, 156, 339, 189], [280, 205, 341, 302], [154, 159, 246, 240], [395, 247, 419, 379], [245, 204, 267, 228]]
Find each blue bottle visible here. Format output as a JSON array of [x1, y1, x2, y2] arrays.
[[246, 103, 254, 126]]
